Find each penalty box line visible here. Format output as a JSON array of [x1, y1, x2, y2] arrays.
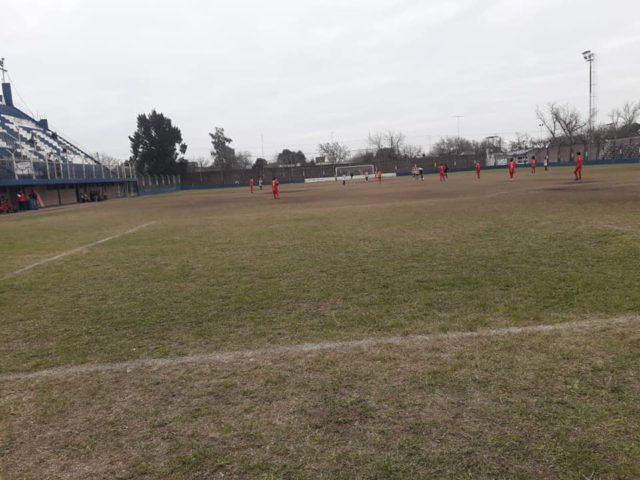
[[1, 316, 637, 382], [3, 221, 157, 280]]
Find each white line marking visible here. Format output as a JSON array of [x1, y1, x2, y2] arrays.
[[1, 316, 636, 382], [3, 221, 157, 280]]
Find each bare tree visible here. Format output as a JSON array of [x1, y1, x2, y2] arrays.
[[367, 129, 406, 155], [608, 108, 622, 131], [96, 153, 130, 176], [620, 101, 640, 127], [386, 130, 405, 154], [235, 151, 253, 169], [401, 144, 423, 158], [97, 153, 123, 168], [536, 103, 561, 147], [366, 132, 385, 151], [552, 104, 586, 159], [509, 132, 534, 151], [194, 157, 210, 169], [431, 136, 484, 156], [318, 141, 350, 163]]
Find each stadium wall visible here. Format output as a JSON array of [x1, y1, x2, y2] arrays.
[[182, 155, 485, 188], [138, 185, 182, 196], [181, 154, 640, 189]]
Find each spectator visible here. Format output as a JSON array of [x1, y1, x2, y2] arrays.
[[16, 191, 29, 211], [0, 195, 16, 214], [29, 190, 39, 210]]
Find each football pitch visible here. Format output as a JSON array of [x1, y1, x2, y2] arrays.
[[1, 165, 639, 478]]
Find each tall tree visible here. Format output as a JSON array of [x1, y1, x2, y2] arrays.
[[209, 127, 236, 170], [608, 108, 622, 131], [607, 101, 640, 139], [620, 100, 640, 127], [276, 149, 306, 166], [318, 142, 350, 164], [129, 110, 187, 175], [509, 132, 535, 151], [367, 129, 406, 155], [536, 102, 561, 147], [553, 104, 586, 159], [400, 144, 423, 158], [252, 157, 268, 172]]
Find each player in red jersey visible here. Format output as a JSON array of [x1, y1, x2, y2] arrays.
[[249, 177, 254, 193], [438, 163, 446, 181], [508, 158, 516, 179], [574, 151, 583, 180], [376, 169, 382, 183], [530, 156, 537, 174], [271, 176, 280, 199], [475, 161, 481, 179]]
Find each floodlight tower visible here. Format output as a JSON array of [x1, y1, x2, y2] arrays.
[[582, 50, 596, 160]]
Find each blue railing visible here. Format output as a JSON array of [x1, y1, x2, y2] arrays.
[[0, 158, 136, 184]]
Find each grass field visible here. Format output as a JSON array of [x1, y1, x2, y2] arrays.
[[1, 165, 639, 479]]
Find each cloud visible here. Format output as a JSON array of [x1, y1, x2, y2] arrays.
[[2, 0, 640, 158]]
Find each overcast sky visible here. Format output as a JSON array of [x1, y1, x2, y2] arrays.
[[2, 0, 640, 161]]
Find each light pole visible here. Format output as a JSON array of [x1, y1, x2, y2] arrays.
[[452, 115, 463, 138], [582, 50, 595, 160]]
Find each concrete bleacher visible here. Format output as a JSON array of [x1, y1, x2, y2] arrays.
[[0, 105, 91, 167], [0, 77, 140, 209], [0, 78, 126, 182], [0, 114, 132, 182]]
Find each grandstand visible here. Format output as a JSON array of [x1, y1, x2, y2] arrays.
[[0, 60, 137, 208]]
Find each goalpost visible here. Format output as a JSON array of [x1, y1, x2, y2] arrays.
[[335, 164, 375, 178]]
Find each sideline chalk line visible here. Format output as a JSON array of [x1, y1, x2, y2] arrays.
[[3, 221, 157, 280], [1, 315, 637, 382]]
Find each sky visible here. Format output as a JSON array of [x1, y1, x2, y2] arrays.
[[2, 0, 640, 161]]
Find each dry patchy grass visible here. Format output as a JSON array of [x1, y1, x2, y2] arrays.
[[1, 166, 639, 374], [1, 320, 639, 479], [1, 164, 640, 478]]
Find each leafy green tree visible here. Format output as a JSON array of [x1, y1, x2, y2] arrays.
[[129, 110, 187, 175], [252, 157, 268, 172], [276, 149, 306, 166], [209, 127, 237, 170]]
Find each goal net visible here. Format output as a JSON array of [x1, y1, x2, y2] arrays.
[[335, 164, 375, 178]]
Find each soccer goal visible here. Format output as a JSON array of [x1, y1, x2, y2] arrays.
[[335, 164, 375, 178]]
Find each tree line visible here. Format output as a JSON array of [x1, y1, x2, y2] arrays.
[[127, 100, 639, 175]]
